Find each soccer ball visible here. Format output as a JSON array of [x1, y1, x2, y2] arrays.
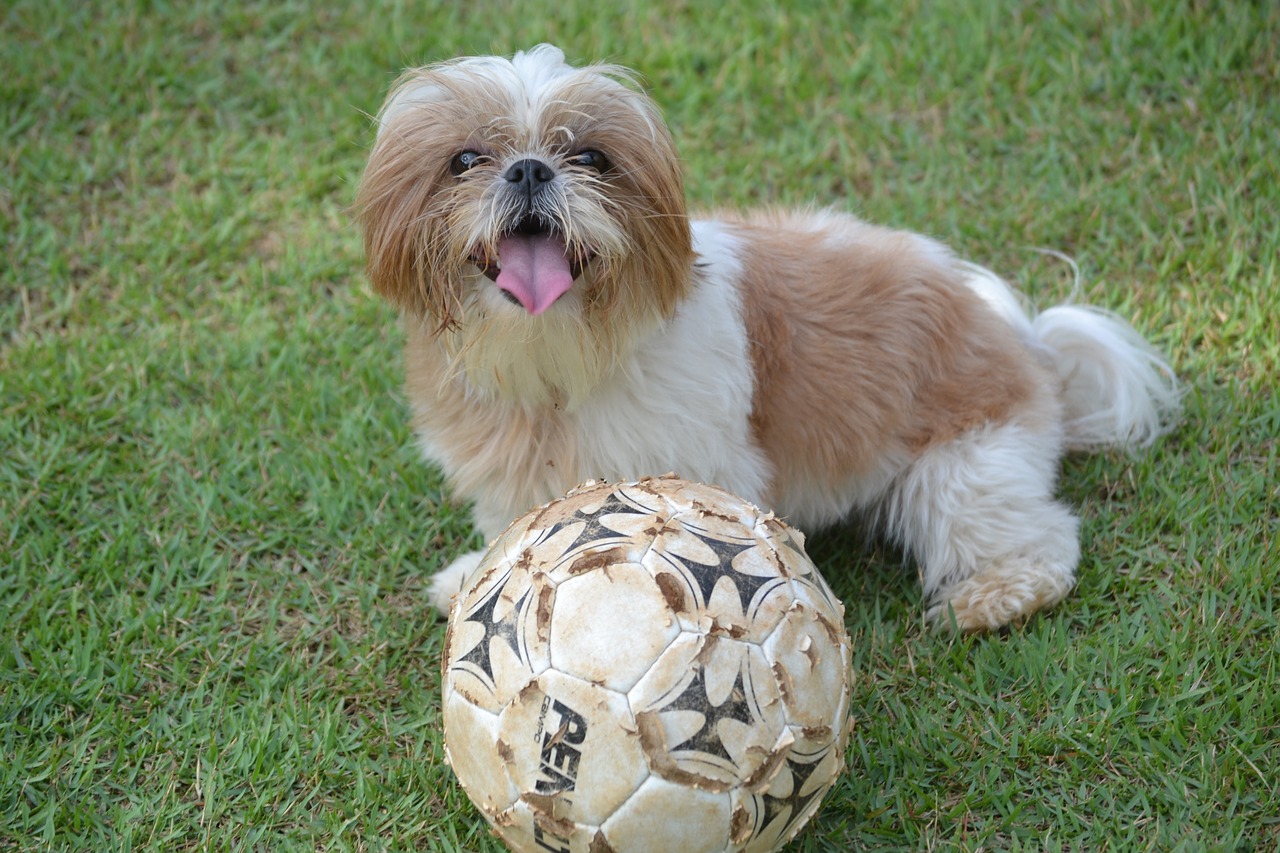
[[441, 476, 853, 853]]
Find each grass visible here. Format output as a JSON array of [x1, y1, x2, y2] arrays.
[[2, 0, 1277, 849]]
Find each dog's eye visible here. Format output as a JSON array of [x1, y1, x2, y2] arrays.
[[567, 150, 610, 174], [449, 151, 482, 176]]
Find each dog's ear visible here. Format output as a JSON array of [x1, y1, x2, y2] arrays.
[[355, 116, 453, 325], [619, 118, 694, 319], [356, 66, 484, 327], [574, 85, 694, 320]]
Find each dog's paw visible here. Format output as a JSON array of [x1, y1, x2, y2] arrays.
[[927, 562, 1075, 632], [428, 550, 486, 615]]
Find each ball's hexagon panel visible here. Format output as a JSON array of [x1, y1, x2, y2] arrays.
[[548, 560, 680, 693], [598, 774, 732, 853], [761, 601, 850, 732], [495, 668, 649, 829], [441, 688, 516, 817]]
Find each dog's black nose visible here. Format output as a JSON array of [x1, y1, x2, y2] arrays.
[[503, 158, 555, 197]]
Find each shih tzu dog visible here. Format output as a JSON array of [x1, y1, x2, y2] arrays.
[[356, 45, 1180, 631]]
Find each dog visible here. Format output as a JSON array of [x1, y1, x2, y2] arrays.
[[355, 45, 1180, 631]]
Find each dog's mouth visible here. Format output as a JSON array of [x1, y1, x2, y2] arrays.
[[470, 217, 593, 315]]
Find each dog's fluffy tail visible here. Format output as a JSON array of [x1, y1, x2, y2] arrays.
[[960, 261, 1182, 452]]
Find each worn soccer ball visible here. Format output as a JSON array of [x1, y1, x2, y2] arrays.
[[441, 476, 853, 853]]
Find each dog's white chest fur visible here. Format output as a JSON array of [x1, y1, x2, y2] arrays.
[[571, 221, 768, 503], [411, 221, 770, 539]]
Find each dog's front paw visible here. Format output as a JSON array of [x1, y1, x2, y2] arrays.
[[428, 550, 486, 615]]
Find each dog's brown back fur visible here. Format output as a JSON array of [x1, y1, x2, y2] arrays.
[[728, 212, 1048, 507]]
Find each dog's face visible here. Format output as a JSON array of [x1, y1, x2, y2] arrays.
[[357, 45, 693, 331]]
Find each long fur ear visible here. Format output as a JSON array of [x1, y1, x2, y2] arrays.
[[354, 76, 463, 325], [562, 77, 694, 323], [354, 139, 428, 314]]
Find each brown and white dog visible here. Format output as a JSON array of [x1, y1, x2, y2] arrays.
[[356, 45, 1180, 631]]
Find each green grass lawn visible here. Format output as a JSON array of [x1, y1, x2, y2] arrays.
[[3, 0, 1277, 849]]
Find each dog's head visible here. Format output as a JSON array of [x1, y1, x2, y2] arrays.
[[356, 45, 693, 332]]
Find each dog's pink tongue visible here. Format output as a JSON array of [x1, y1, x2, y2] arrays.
[[496, 232, 575, 315]]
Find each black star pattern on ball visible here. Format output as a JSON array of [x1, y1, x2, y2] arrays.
[[664, 664, 754, 763], [759, 751, 829, 836], [663, 531, 781, 615], [455, 579, 528, 685], [545, 494, 654, 556]]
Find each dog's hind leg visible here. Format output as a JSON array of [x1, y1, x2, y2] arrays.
[[884, 419, 1080, 631]]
